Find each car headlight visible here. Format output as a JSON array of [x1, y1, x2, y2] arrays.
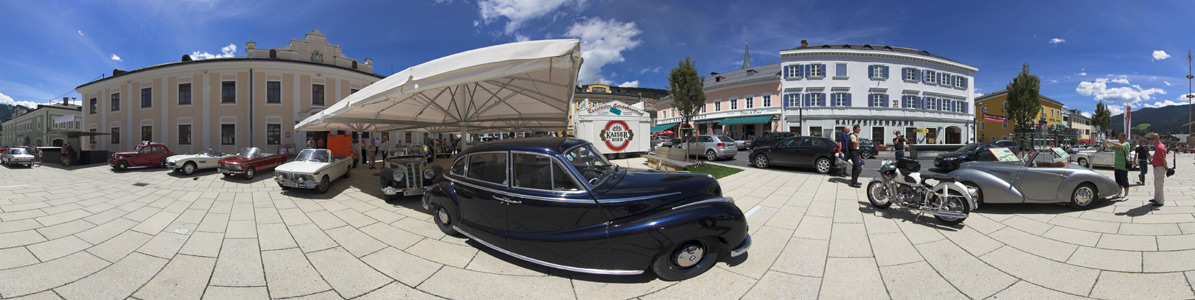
[[393, 171, 405, 182], [423, 169, 435, 180]]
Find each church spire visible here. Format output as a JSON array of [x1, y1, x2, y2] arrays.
[[741, 40, 751, 69]]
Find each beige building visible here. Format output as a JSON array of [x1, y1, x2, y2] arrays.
[[75, 30, 384, 154], [1, 101, 83, 147]]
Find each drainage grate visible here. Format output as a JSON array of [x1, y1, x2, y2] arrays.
[[132, 182, 149, 187]]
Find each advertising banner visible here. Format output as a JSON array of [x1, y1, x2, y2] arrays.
[[982, 113, 1007, 123]]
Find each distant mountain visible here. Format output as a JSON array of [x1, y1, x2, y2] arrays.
[[1108, 103, 1195, 135], [0, 104, 21, 131]]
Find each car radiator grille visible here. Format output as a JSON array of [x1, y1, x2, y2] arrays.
[[400, 163, 422, 188]]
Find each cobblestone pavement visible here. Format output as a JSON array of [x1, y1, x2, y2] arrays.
[[0, 155, 1193, 299]]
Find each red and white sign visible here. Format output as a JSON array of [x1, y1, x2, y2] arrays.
[[982, 113, 1006, 123], [600, 120, 634, 151]]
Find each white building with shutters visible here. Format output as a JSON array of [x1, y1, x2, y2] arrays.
[[778, 41, 978, 145]]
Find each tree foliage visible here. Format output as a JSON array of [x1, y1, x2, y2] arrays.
[[1005, 63, 1041, 144], [1093, 101, 1112, 136], [667, 57, 706, 138]]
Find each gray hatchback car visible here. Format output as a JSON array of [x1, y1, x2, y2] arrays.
[[676, 135, 738, 161]]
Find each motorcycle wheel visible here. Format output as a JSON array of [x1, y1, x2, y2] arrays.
[[867, 182, 893, 209], [933, 189, 971, 225]]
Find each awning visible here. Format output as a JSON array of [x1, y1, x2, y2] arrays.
[[694, 119, 722, 125], [650, 123, 677, 133], [718, 115, 775, 126]]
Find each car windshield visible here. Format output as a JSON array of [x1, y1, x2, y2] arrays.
[[957, 143, 982, 153], [239, 147, 260, 158], [9, 148, 28, 155], [201, 149, 220, 156], [295, 149, 329, 163], [717, 136, 736, 143], [563, 144, 614, 185], [392, 145, 425, 157]]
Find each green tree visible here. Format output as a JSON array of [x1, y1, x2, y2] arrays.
[[1005, 63, 1041, 148], [667, 57, 706, 139], [1093, 101, 1112, 137]]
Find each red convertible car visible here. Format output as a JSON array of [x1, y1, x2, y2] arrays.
[[111, 142, 174, 171], [217, 147, 286, 179]]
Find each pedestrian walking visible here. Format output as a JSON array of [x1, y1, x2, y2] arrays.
[[849, 125, 863, 187], [1103, 133, 1131, 200], [893, 131, 908, 161], [1150, 133, 1169, 207], [33, 146, 42, 167], [1136, 138, 1151, 184]]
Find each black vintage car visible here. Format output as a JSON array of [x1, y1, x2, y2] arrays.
[[422, 138, 750, 280], [381, 145, 443, 201], [749, 136, 840, 173], [934, 142, 998, 171]]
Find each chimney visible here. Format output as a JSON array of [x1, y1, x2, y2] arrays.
[[710, 72, 719, 76], [800, 40, 808, 47], [62, 97, 69, 105]]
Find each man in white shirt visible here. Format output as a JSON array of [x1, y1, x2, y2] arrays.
[[380, 135, 393, 163]]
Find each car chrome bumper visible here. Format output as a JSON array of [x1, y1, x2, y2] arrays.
[[730, 234, 751, 257], [274, 177, 317, 189], [382, 186, 427, 196]]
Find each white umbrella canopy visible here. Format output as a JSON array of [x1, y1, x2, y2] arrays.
[[295, 39, 582, 135]]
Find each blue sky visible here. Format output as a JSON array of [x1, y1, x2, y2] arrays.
[[1, 0, 1192, 117]]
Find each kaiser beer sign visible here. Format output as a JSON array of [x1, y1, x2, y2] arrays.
[[599, 120, 634, 151]]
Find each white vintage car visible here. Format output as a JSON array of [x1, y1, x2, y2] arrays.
[[274, 149, 352, 193], [2, 148, 35, 167], [1073, 143, 1138, 170], [166, 149, 231, 175]]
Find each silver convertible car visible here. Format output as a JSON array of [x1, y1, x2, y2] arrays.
[[947, 150, 1119, 209]]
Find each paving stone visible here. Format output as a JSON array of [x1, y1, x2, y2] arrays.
[[0, 247, 39, 269], [793, 216, 833, 240], [979, 246, 1100, 295], [828, 223, 872, 258], [1118, 223, 1183, 236], [306, 247, 394, 299], [1048, 215, 1120, 233], [137, 231, 190, 259], [0, 219, 43, 234], [363, 208, 404, 225], [818, 258, 887, 299], [1002, 216, 1054, 235], [361, 247, 443, 286], [740, 271, 820, 300], [861, 214, 902, 235], [959, 213, 1006, 234], [209, 238, 265, 286], [34, 219, 94, 240], [640, 266, 755, 299], [330, 208, 378, 228], [223, 220, 257, 239], [256, 222, 298, 251], [1097, 234, 1158, 251], [1158, 234, 1195, 251], [763, 205, 805, 230], [406, 238, 478, 268], [726, 226, 790, 279], [1090, 271, 1194, 300], [879, 261, 965, 299], [868, 232, 923, 266], [987, 280, 1089, 300], [195, 213, 230, 233], [325, 225, 387, 257], [463, 249, 548, 276], [354, 282, 441, 300], [1143, 249, 1195, 272], [55, 252, 167, 300], [201, 286, 269, 300], [0, 230, 46, 249], [419, 266, 575, 300], [26, 235, 92, 262], [771, 237, 828, 277], [941, 225, 1006, 257], [133, 254, 215, 300], [76, 217, 137, 244], [306, 210, 349, 230], [87, 230, 153, 262], [0, 209, 47, 222], [289, 223, 338, 253], [1065, 246, 1142, 272], [260, 248, 332, 298], [252, 207, 283, 225], [917, 240, 1016, 299], [277, 208, 313, 226], [359, 222, 425, 250], [1042, 225, 1103, 247], [989, 227, 1078, 261], [178, 231, 224, 257], [0, 252, 109, 298], [130, 211, 180, 235], [82, 208, 128, 225], [894, 218, 946, 245]]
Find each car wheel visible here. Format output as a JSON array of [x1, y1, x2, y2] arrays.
[[434, 205, 458, 236], [1077, 158, 1089, 168], [1069, 183, 1097, 210], [753, 154, 770, 168], [867, 182, 893, 209], [316, 176, 331, 194], [651, 237, 719, 281], [245, 167, 256, 180], [222, 173, 231, 178], [815, 157, 832, 174], [705, 150, 717, 161], [115, 161, 128, 172], [343, 169, 350, 179], [183, 162, 197, 175], [861, 151, 873, 159]]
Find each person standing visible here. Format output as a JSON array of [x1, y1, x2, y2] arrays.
[[359, 137, 368, 166], [367, 137, 378, 169], [1136, 138, 1151, 184], [380, 135, 393, 161], [33, 146, 42, 167], [1104, 133, 1131, 200], [350, 136, 360, 168], [849, 125, 863, 187], [1150, 133, 1169, 207], [836, 127, 851, 177], [306, 137, 314, 149], [893, 131, 908, 161]]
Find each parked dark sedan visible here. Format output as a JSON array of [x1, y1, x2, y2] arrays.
[[750, 132, 797, 149], [934, 142, 998, 171], [749, 136, 840, 173], [422, 137, 750, 281], [858, 139, 880, 159]]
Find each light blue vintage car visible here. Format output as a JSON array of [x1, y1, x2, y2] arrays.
[[947, 150, 1120, 210]]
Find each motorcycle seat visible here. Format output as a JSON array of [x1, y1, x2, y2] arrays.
[[922, 174, 957, 182]]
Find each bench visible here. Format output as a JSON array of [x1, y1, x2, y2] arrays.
[[643, 147, 699, 171]]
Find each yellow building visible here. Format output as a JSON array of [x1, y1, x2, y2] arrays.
[[974, 90, 1065, 143]]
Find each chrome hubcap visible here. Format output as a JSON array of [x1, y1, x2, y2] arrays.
[[1075, 187, 1094, 205], [184, 164, 194, 173], [755, 156, 766, 166], [707, 151, 715, 160], [870, 183, 888, 204], [673, 243, 704, 268], [818, 160, 829, 172], [438, 208, 450, 225]]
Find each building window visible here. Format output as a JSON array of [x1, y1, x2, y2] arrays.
[[902, 68, 919, 81], [729, 98, 737, 110], [980, 121, 985, 130], [941, 99, 953, 112], [763, 95, 771, 107], [312, 84, 325, 106], [350, 88, 360, 94], [111, 127, 120, 144], [939, 73, 952, 86], [267, 124, 281, 145], [923, 70, 937, 84], [701, 104, 706, 113], [953, 75, 966, 88], [808, 64, 825, 78], [830, 93, 851, 107], [221, 81, 236, 103], [111, 93, 120, 111], [178, 124, 191, 145], [1002, 121, 1007, 129], [784, 64, 803, 79], [868, 94, 889, 107], [221, 124, 235, 145], [868, 65, 889, 79], [89, 98, 97, 114], [714, 99, 721, 112], [89, 129, 97, 144], [901, 95, 920, 109], [141, 126, 153, 142], [179, 83, 192, 105], [267, 81, 281, 103], [744, 96, 753, 109], [140, 87, 152, 108], [784, 92, 801, 107], [804, 93, 826, 107], [924, 97, 936, 110], [835, 63, 847, 77]]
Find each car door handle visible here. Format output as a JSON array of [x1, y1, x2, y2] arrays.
[[492, 195, 520, 205]]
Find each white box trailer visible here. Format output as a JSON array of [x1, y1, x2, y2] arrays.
[[573, 100, 651, 158]]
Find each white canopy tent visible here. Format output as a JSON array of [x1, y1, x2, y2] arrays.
[[295, 39, 583, 141]]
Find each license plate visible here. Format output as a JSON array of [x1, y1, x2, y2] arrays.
[[403, 189, 425, 196]]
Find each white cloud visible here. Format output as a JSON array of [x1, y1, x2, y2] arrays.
[[477, 0, 585, 35], [190, 43, 238, 60], [1079, 72, 1087, 76], [1049, 38, 1065, 44], [1049, 79, 1059, 83], [565, 18, 642, 85], [1143, 99, 1186, 108], [1152, 50, 1171, 61], [1076, 77, 1166, 104], [514, 34, 530, 42], [110, 54, 121, 61], [1164, 81, 1172, 86], [639, 66, 661, 74], [0, 92, 39, 109], [76, 30, 84, 37], [1081, 112, 1092, 118], [617, 80, 639, 88], [1106, 104, 1124, 116]]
